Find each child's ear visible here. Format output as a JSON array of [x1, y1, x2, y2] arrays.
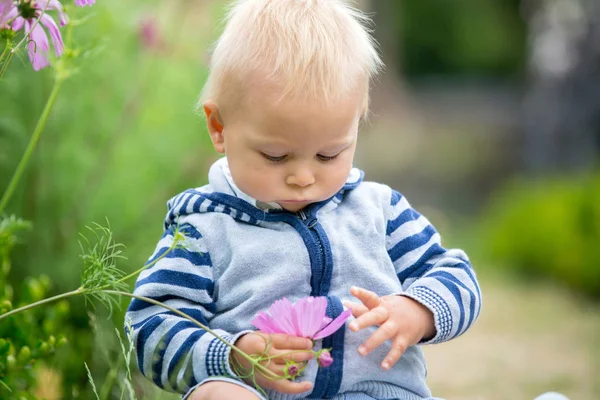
[[203, 101, 225, 154]]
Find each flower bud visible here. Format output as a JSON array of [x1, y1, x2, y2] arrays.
[[285, 362, 300, 378], [317, 350, 333, 367]]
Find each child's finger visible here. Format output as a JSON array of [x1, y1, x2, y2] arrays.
[[350, 286, 381, 310], [258, 362, 286, 377], [348, 305, 389, 332], [271, 334, 313, 350], [381, 335, 408, 370], [356, 320, 397, 356], [267, 378, 313, 395], [342, 301, 369, 317], [270, 348, 315, 364]]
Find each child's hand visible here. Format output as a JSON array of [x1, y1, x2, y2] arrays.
[[231, 332, 315, 394], [344, 286, 435, 370]]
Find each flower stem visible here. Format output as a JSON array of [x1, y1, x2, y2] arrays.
[[0, 239, 179, 320], [0, 46, 14, 80], [0, 39, 11, 66], [0, 288, 83, 321], [103, 290, 280, 380], [0, 75, 64, 214], [107, 237, 178, 289]]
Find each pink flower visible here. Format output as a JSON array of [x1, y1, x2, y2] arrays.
[[74, 0, 94, 7], [138, 15, 164, 52], [251, 297, 351, 340], [11, 0, 68, 71], [317, 350, 333, 367]]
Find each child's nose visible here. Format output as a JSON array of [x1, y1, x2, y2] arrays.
[[286, 168, 316, 187]]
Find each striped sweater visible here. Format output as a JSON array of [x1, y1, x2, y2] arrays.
[[126, 157, 481, 400]]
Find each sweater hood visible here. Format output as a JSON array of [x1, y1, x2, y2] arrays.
[[164, 157, 363, 228]]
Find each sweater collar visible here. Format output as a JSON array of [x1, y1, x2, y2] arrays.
[[164, 157, 364, 227]]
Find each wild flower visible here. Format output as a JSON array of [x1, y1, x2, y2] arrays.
[[251, 296, 351, 340], [10, 0, 69, 70]]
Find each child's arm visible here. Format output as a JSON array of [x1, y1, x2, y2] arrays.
[[383, 189, 481, 343], [125, 222, 244, 394], [125, 222, 314, 396], [345, 189, 481, 369]]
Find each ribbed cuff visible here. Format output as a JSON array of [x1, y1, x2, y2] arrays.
[[400, 286, 452, 344], [205, 330, 253, 378]]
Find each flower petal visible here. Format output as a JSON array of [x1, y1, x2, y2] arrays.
[[319, 316, 333, 330], [0, 1, 16, 26], [40, 14, 64, 57], [313, 309, 352, 340], [42, 0, 69, 26], [290, 298, 303, 336], [268, 298, 296, 335], [26, 20, 51, 71], [251, 311, 283, 334], [75, 0, 96, 7], [292, 297, 328, 338], [11, 16, 25, 32], [307, 297, 327, 337]]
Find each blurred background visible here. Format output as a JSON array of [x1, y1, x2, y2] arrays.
[[1, 0, 599, 399]]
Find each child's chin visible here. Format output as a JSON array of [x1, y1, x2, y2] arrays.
[[277, 201, 312, 212]]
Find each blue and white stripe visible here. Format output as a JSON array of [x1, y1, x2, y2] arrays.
[[385, 190, 481, 343], [126, 221, 244, 393]]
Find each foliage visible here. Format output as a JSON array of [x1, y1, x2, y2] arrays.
[[0, 215, 71, 399], [481, 173, 600, 298], [398, 0, 526, 79], [1, 0, 215, 397]]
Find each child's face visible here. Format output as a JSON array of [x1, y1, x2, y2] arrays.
[[204, 90, 362, 212]]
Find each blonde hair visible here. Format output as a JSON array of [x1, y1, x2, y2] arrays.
[[200, 0, 383, 118]]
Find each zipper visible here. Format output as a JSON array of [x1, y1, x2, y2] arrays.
[[298, 208, 335, 397], [297, 209, 325, 295]]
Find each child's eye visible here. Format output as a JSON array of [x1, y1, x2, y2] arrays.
[[261, 153, 287, 162], [317, 154, 339, 162]]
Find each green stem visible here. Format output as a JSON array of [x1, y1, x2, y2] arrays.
[[0, 48, 13, 80], [0, 239, 178, 320], [0, 288, 83, 321], [0, 76, 64, 214], [103, 290, 280, 380], [0, 39, 11, 66], [107, 237, 178, 289], [98, 363, 119, 400]]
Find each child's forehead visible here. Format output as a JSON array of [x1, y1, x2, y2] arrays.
[[221, 67, 367, 112]]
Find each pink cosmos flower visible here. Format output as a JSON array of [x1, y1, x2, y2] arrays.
[[251, 297, 351, 340], [10, 0, 68, 71], [74, 0, 94, 7]]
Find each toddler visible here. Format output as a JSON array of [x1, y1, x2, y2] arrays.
[[126, 1, 481, 399]]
